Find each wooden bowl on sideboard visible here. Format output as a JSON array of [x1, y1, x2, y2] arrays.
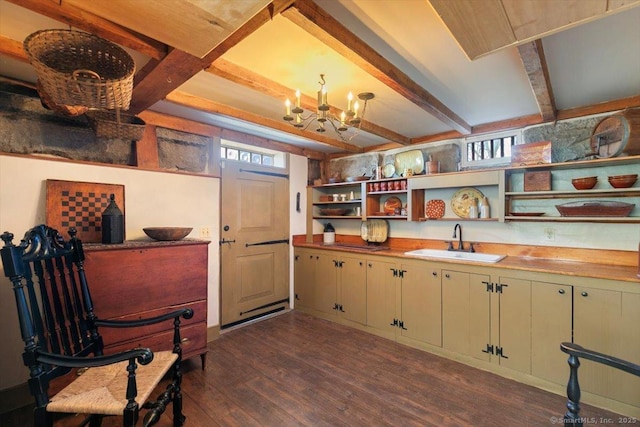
[[143, 227, 193, 241], [571, 176, 597, 190], [608, 174, 637, 188]]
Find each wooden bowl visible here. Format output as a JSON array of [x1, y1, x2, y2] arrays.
[[608, 174, 637, 188], [571, 176, 597, 190], [143, 227, 192, 241]]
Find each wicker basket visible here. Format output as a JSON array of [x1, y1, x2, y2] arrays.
[[86, 110, 146, 141], [24, 29, 135, 110], [36, 79, 89, 117]]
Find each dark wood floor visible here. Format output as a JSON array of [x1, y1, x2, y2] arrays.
[[1, 310, 626, 426]]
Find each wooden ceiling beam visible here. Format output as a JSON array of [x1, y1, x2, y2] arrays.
[[6, 0, 167, 60], [165, 90, 364, 153], [0, 36, 28, 63], [207, 59, 411, 145], [283, 0, 472, 135], [517, 40, 557, 121], [128, 0, 295, 115]]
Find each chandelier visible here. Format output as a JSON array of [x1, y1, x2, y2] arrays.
[[283, 74, 374, 142]]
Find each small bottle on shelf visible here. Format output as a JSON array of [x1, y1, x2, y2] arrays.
[[480, 197, 490, 219], [469, 198, 479, 219]]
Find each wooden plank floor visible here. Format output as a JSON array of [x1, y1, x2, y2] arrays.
[[2, 310, 625, 426]]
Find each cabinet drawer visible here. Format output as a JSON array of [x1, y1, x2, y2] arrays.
[[103, 322, 207, 361], [99, 300, 206, 345], [85, 244, 208, 318]]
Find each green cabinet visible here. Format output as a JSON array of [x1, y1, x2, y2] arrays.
[[293, 248, 366, 324], [365, 257, 442, 346], [531, 281, 572, 384], [574, 287, 640, 407], [442, 270, 491, 361]]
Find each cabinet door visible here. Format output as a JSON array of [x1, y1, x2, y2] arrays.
[[366, 259, 397, 335], [313, 253, 338, 315], [442, 270, 491, 361], [498, 277, 531, 374], [574, 287, 621, 401], [618, 292, 640, 407], [576, 289, 640, 407], [531, 281, 572, 385], [400, 263, 441, 346], [294, 250, 315, 309], [339, 255, 367, 325]]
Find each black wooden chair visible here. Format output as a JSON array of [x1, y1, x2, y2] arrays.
[[561, 342, 640, 427], [1, 225, 193, 427]]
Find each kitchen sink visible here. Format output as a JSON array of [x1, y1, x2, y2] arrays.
[[403, 248, 506, 263]]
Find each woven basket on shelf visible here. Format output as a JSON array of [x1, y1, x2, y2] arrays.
[[36, 79, 88, 117], [86, 110, 146, 141], [24, 29, 135, 110]]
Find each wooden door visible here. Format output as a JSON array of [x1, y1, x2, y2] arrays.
[[293, 249, 315, 309], [313, 252, 337, 315], [220, 161, 290, 327], [531, 281, 572, 385], [497, 277, 531, 374], [442, 270, 491, 361], [339, 254, 367, 325], [366, 258, 397, 338], [399, 262, 442, 346]]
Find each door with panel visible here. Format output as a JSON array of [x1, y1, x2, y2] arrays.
[[531, 281, 572, 385], [312, 251, 338, 316], [575, 287, 640, 407], [496, 277, 531, 374], [366, 257, 398, 338], [398, 261, 442, 347], [442, 270, 491, 361], [220, 160, 290, 327], [338, 254, 367, 325], [293, 249, 315, 310]]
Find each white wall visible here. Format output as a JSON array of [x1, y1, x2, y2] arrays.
[[289, 154, 308, 306], [0, 154, 220, 389]]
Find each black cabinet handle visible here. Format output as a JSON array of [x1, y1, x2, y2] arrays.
[[558, 289, 565, 294], [432, 271, 437, 277], [581, 291, 588, 297], [445, 273, 450, 279]]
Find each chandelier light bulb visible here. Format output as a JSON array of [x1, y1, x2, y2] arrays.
[[281, 74, 373, 142]]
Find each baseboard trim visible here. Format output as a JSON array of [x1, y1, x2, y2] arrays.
[[207, 324, 220, 342], [0, 381, 32, 414]]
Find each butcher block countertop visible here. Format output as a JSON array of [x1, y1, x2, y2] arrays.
[[293, 235, 640, 284]]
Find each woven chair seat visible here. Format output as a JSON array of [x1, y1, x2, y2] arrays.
[[47, 351, 178, 416]]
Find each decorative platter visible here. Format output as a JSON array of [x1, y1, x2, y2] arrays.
[[451, 187, 484, 218], [383, 196, 402, 214], [426, 199, 446, 219], [382, 163, 396, 178], [394, 149, 424, 175], [361, 219, 389, 243]]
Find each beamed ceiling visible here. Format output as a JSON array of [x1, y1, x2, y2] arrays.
[[0, 0, 639, 161]]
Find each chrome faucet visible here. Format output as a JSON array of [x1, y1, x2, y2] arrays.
[[452, 223, 464, 251]]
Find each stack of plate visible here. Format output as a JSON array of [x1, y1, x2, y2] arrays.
[[360, 219, 389, 243]]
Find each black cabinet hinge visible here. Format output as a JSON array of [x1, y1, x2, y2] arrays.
[[484, 281, 493, 292], [496, 346, 509, 358], [389, 318, 398, 327], [398, 320, 407, 330], [496, 283, 508, 293], [390, 268, 398, 277], [482, 344, 494, 354], [398, 269, 406, 278]]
